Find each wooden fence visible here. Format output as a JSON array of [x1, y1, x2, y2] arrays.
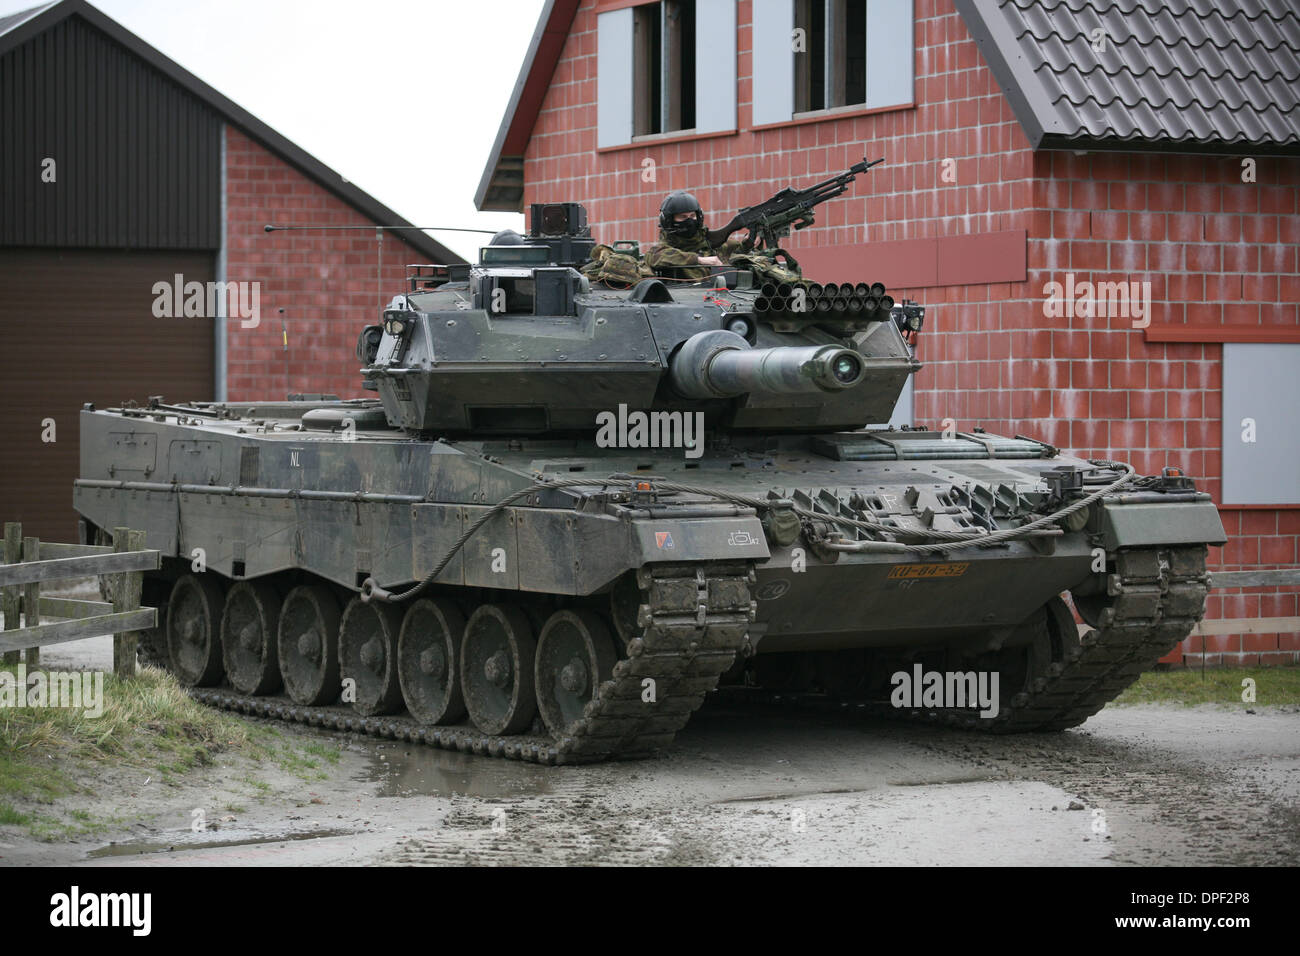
[[0, 523, 159, 678], [1191, 568, 1300, 637]]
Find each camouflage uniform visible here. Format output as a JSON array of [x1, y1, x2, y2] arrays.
[[645, 228, 745, 282]]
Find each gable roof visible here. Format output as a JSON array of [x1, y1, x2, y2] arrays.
[[475, 0, 580, 212], [0, 0, 464, 261], [956, 0, 1300, 155]]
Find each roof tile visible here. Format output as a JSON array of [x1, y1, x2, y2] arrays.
[[957, 0, 1300, 152]]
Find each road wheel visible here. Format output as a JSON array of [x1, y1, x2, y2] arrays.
[[339, 597, 404, 716], [277, 585, 341, 706], [397, 598, 466, 724], [166, 573, 225, 686], [461, 604, 536, 735], [221, 581, 282, 695], [534, 609, 616, 738]]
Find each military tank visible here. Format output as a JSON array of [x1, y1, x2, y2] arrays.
[[74, 200, 1227, 764]]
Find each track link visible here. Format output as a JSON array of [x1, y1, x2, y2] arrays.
[[187, 562, 755, 765]]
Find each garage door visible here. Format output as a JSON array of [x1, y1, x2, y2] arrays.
[[0, 248, 215, 543]]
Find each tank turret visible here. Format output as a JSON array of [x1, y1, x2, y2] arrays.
[[358, 202, 919, 436]]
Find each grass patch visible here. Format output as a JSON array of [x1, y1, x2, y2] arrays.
[[0, 802, 31, 825], [0, 665, 266, 764], [1114, 665, 1300, 707], [240, 775, 272, 794], [301, 741, 341, 765], [0, 663, 338, 841]]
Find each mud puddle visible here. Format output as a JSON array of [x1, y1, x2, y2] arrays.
[[88, 827, 354, 859], [362, 740, 558, 798]]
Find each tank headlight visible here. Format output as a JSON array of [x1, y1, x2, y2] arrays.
[[384, 318, 406, 336]]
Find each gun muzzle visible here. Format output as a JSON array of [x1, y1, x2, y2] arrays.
[[670, 330, 865, 399]]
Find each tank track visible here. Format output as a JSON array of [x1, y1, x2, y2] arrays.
[[740, 545, 1210, 733], [185, 562, 756, 765]]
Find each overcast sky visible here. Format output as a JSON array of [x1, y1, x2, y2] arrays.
[[0, 0, 546, 260]]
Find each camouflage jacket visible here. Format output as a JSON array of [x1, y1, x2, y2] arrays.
[[645, 228, 745, 282]]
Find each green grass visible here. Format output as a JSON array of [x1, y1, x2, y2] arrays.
[[301, 741, 341, 764], [241, 776, 272, 794], [1114, 665, 1300, 707], [0, 802, 31, 825], [0, 663, 341, 841]]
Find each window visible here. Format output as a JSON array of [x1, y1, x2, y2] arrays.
[[1220, 343, 1300, 505], [752, 0, 913, 126], [597, 0, 736, 148], [794, 0, 867, 113], [634, 1, 696, 136]]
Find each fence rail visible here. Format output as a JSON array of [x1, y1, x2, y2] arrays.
[[1195, 566, 1300, 639], [0, 523, 157, 677], [1208, 569, 1300, 589]]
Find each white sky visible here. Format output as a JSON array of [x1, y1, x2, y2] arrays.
[[0, 0, 546, 260]]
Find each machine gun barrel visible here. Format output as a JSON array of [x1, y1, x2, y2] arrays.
[[706, 158, 883, 247], [669, 330, 865, 399]]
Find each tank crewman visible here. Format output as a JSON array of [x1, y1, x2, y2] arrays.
[[645, 191, 746, 281]]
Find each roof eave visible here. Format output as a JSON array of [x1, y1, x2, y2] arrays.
[[1041, 134, 1300, 158], [954, 0, 1047, 149], [474, 0, 580, 213]]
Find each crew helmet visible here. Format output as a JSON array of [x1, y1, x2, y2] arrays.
[[659, 191, 704, 239]]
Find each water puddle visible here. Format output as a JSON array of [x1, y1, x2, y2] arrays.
[[717, 787, 868, 804], [360, 739, 558, 798], [88, 828, 353, 859], [887, 773, 997, 787]]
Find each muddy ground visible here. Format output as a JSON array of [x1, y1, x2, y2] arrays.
[[3, 635, 1297, 867]]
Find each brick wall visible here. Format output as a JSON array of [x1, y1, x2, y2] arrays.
[[523, 0, 1299, 664], [1025, 152, 1300, 666], [224, 126, 428, 402], [529, 1, 1028, 245]]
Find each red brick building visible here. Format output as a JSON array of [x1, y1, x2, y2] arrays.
[[1, 0, 460, 540], [476, 0, 1300, 664]]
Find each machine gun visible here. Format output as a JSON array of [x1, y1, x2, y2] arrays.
[[705, 157, 884, 252]]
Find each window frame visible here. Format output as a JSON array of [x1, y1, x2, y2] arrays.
[[596, 0, 736, 149], [750, 0, 915, 130]]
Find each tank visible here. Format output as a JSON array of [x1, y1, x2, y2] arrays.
[[73, 201, 1227, 764]]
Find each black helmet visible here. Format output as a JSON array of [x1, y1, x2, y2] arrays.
[[490, 228, 524, 245], [659, 191, 703, 239]]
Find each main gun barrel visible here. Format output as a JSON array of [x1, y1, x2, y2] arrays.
[[670, 330, 865, 399]]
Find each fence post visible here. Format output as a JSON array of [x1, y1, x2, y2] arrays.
[[2, 523, 19, 666], [112, 528, 145, 679], [22, 536, 39, 669]]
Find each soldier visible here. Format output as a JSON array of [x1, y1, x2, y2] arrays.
[[645, 192, 746, 281]]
